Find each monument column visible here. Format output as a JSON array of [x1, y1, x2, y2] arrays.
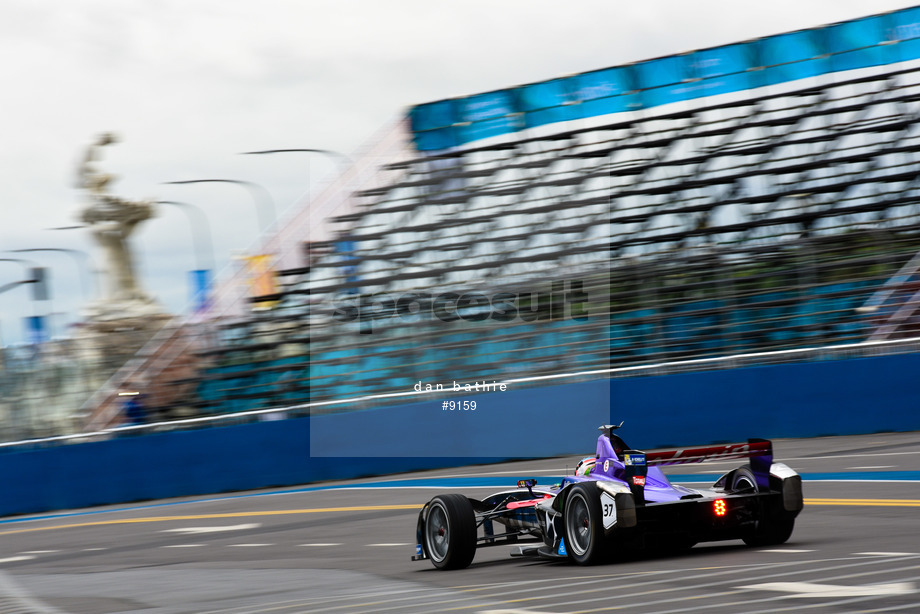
[[73, 133, 170, 390]]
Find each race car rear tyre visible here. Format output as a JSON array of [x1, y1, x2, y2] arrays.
[[563, 483, 604, 565], [730, 467, 796, 546], [730, 467, 758, 494], [423, 494, 477, 570], [742, 516, 795, 547]]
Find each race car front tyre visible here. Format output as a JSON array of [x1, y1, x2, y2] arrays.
[[424, 494, 477, 570], [563, 482, 605, 565]]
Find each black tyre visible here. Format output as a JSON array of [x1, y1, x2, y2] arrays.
[[743, 514, 795, 547], [563, 482, 605, 565], [730, 467, 796, 547], [730, 467, 758, 494], [423, 494, 477, 570]]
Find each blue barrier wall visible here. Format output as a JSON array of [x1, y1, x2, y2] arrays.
[[1, 353, 917, 517], [0, 419, 479, 518]]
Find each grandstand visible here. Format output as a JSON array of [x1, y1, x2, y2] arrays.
[[81, 6, 920, 429]]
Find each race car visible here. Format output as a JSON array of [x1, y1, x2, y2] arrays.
[[412, 424, 803, 569]]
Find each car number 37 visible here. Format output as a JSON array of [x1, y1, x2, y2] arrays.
[[601, 492, 617, 529]]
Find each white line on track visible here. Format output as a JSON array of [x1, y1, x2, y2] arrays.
[[0, 556, 34, 564], [846, 465, 898, 469], [757, 548, 814, 554], [481, 557, 920, 614], [161, 523, 260, 534], [20, 550, 59, 554], [739, 580, 916, 598], [357, 562, 813, 614], [535, 562, 920, 614], [858, 552, 919, 556], [296, 554, 915, 614], [801, 479, 920, 483]]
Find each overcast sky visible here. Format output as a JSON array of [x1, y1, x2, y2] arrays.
[[0, 0, 916, 346]]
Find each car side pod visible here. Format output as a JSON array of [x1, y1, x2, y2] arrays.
[[770, 462, 804, 513]]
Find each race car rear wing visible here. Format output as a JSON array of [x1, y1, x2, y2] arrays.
[[645, 439, 773, 467], [618, 439, 775, 500], [597, 425, 773, 468]]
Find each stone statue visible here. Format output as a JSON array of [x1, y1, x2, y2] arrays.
[[76, 133, 161, 317]]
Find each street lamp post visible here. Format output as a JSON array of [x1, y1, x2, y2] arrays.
[[44, 226, 109, 302], [242, 148, 352, 163], [10, 248, 97, 302], [156, 201, 217, 272], [156, 200, 217, 314], [0, 257, 42, 302], [162, 179, 276, 236], [241, 148, 356, 272], [241, 148, 353, 202], [0, 257, 49, 342]]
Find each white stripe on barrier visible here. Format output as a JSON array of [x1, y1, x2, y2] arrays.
[[3, 335, 920, 450]]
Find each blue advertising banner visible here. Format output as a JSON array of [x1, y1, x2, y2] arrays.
[[828, 14, 894, 72], [409, 6, 920, 151], [756, 30, 829, 87], [335, 240, 360, 292], [189, 269, 212, 313], [25, 315, 47, 344], [635, 55, 690, 109], [457, 90, 520, 143], [571, 66, 638, 117], [520, 79, 576, 129], [409, 99, 459, 151], [890, 7, 920, 63], [682, 43, 753, 100]]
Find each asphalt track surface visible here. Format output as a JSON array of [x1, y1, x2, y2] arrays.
[[0, 432, 918, 613]]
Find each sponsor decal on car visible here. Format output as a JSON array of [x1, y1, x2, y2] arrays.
[[632, 475, 646, 487], [558, 538, 567, 556], [624, 453, 646, 466]]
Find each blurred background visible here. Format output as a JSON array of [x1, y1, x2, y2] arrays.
[[1, 1, 919, 471]]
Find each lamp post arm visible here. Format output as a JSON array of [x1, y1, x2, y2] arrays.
[[10, 248, 95, 301], [156, 201, 217, 272], [163, 179, 275, 236], [0, 279, 29, 296]]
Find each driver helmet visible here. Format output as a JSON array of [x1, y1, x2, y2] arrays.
[[574, 456, 596, 477]]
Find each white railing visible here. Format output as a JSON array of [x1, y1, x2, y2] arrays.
[[5, 334, 919, 451]]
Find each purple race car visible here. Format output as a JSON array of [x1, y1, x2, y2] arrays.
[[412, 424, 804, 569]]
